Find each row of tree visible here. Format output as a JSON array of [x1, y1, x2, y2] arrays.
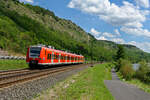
[[0, 0, 150, 63], [115, 45, 150, 83]]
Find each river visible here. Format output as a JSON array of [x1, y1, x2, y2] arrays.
[[132, 64, 140, 71]]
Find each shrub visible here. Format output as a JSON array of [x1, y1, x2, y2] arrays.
[[119, 59, 135, 80], [136, 61, 150, 83]]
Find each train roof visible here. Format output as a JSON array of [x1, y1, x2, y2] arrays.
[[30, 45, 83, 57]]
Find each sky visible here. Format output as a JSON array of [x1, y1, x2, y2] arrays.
[[19, 0, 150, 53]]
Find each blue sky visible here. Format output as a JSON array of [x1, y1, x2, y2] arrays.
[[20, 0, 150, 53]]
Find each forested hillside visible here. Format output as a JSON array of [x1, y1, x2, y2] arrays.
[[0, 0, 150, 62]]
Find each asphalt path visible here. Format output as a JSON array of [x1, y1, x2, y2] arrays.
[[104, 69, 150, 100]]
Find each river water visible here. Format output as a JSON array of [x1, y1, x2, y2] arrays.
[[132, 64, 140, 71]]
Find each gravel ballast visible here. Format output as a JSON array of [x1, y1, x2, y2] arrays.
[[0, 65, 89, 100]]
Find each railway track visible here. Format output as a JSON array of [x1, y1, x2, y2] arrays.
[[0, 64, 88, 89], [0, 69, 30, 76]]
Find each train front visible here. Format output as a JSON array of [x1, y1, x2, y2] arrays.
[[26, 46, 42, 69]]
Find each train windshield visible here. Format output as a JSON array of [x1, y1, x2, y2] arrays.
[[29, 47, 41, 58]]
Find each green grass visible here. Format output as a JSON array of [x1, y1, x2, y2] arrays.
[[0, 60, 28, 70], [34, 63, 114, 100]]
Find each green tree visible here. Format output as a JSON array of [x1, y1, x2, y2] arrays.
[[136, 60, 150, 83], [116, 45, 126, 71], [116, 45, 125, 61], [119, 59, 135, 80]]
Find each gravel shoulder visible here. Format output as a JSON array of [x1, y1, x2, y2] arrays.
[[104, 69, 150, 100], [0, 65, 88, 100]]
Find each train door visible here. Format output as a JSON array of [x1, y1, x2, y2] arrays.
[[59, 53, 61, 63], [66, 55, 67, 63], [70, 56, 71, 63], [44, 48, 46, 63], [51, 52, 54, 64], [56, 53, 59, 63], [47, 51, 52, 64], [60, 54, 63, 63]]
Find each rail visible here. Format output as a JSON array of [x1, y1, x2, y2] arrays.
[[0, 64, 89, 88]]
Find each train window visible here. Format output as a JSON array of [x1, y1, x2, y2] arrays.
[[50, 54, 51, 59], [47, 54, 49, 59], [45, 49, 46, 56], [56, 55, 59, 60], [51, 54, 53, 59], [48, 54, 51, 59], [68, 56, 69, 60], [55, 54, 57, 59], [53, 54, 55, 59], [55, 54, 56, 59], [55, 55, 57, 59], [61, 55, 63, 60]]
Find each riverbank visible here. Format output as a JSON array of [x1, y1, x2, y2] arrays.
[[105, 68, 150, 100], [117, 72, 150, 94], [33, 63, 114, 100], [126, 79, 150, 93]]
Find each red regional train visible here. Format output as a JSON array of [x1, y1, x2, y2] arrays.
[[26, 45, 84, 68]]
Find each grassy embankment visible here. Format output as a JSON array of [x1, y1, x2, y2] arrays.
[[115, 59, 150, 94], [0, 60, 28, 70], [127, 79, 150, 93], [117, 72, 150, 93], [34, 63, 114, 100]]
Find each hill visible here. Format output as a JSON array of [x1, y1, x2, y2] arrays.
[[0, 0, 150, 62]]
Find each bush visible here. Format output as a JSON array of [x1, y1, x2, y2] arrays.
[[136, 61, 150, 83], [119, 59, 135, 80]]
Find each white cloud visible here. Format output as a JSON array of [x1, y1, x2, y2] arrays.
[[90, 28, 101, 36], [128, 41, 150, 52], [111, 38, 125, 44], [114, 29, 121, 36], [121, 27, 150, 37], [97, 36, 125, 44], [135, 0, 149, 8], [68, 0, 149, 28], [97, 36, 107, 40], [19, 0, 34, 3], [103, 32, 115, 38], [98, 29, 122, 38], [68, 0, 150, 38], [95, 29, 124, 44]]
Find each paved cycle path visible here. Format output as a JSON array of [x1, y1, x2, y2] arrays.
[[104, 69, 150, 100]]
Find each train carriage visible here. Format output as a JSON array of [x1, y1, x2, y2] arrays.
[[26, 45, 84, 68]]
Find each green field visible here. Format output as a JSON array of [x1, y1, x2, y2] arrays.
[[0, 60, 28, 70], [34, 63, 114, 100]]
